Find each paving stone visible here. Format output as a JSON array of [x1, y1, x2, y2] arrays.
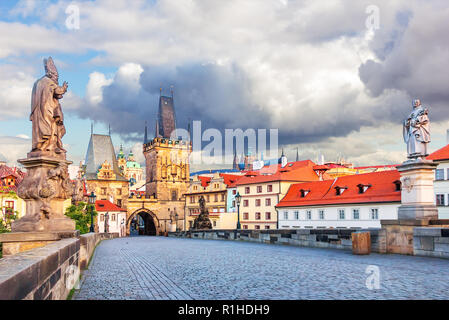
[[73, 236, 449, 300]]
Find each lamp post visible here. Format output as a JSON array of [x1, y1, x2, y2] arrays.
[[175, 212, 179, 232], [88, 191, 96, 233], [235, 191, 241, 230]]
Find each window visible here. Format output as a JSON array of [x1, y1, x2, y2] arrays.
[[300, 189, 309, 197], [265, 225, 270, 230], [206, 195, 210, 202], [213, 220, 217, 227], [117, 199, 122, 207], [338, 209, 345, 220], [171, 190, 178, 200], [255, 225, 260, 230], [283, 211, 288, 220], [265, 212, 271, 220], [447, 169, 449, 180], [243, 212, 249, 220], [267, 185, 273, 192], [243, 200, 249, 207], [255, 212, 261, 220], [255, 199, 261, 207], [352, 209, 360, 220], [101, 188, 107, 195], [214, 194, 218, 202], [221, 194, 226, 201], [265, 198, 271, 206], [370, 208, 379, 220], [245, 187, 250, 194], [4, 201, 14, 214], [306, 210, 312, 220], [294, 211, 299, 220], [111, 214, 116, 221], [243, 225, 248, 230], [257, 186, 262, 193], [232, 200, 235, 207], [318, 210, 325, 220], [116, 188, 122, 195], [436, 194, 445, 206], [232, 189, 236, 195], [394, 180, 401, 191], [100, 214, 104, 221], [436, 169, 445, 181], [336, 187, 347, 195]]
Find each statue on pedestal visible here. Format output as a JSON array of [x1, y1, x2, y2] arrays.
[[192, 196, 212, 230], [12, 57, 74, 232], [403, 99, 430, 160]]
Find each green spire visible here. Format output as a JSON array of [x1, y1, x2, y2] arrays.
[[117, 144, 125, 159]]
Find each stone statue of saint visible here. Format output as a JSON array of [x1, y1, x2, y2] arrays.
[[30, 57, 68, 156], [403, 99, 430, 159]]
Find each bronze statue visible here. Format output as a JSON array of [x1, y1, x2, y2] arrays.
[[30, 57, 68, 157], [191, 195, 212, 230]]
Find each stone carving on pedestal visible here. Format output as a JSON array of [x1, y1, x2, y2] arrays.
[[11, 57, 75, 233], [191, 196, 212, 230]]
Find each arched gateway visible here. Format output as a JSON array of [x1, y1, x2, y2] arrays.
[[127, 209, 160, 236]]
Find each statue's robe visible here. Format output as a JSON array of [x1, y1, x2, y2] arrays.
[[30, 76, 66, 152], [404, 106, 430, 157]]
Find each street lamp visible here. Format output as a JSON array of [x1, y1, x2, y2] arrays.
[[175, 212, 179, 232], [88, 191, 96, 233], [235, 191, 241, 230]]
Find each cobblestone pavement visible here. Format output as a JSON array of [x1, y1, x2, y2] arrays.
[[74, 236, 449, 300]]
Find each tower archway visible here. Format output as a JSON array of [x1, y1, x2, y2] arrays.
[[127, 209, 159, 236]]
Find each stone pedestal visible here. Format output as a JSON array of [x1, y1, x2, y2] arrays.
[[11, 156, 74, 233], [380, 219, 430, 255], [0, 231, 79, 256], [396, 159, 439, 220]]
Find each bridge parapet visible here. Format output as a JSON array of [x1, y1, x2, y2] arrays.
[[0, 232, 119, 300], [169, 228, 387, 253]]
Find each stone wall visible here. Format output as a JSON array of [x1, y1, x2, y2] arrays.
[[0, 232, 118, 300], [414, 227, 449, 259], [169, 228, 387, 253]]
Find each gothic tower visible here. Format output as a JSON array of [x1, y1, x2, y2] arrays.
[[144, 93, 191, 202]]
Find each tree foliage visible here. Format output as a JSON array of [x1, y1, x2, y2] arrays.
[[65, 202, 97, 234]]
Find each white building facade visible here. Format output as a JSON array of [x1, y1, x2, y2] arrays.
[[427, 144, 449, 219], [276, 170, 402, 229]]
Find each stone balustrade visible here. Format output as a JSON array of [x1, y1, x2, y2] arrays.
[[414, 227, 449, 259], [168, 228, 387, 253], [0, 232, 119, 300]]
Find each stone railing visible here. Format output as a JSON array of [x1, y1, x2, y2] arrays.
[[0, 232, 118, 300], [414, 227, 449, 259], [169, 228, 387, 253]]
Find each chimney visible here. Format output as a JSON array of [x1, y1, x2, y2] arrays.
[[446, 129, 449, 145]]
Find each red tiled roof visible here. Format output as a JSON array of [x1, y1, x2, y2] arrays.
[[276, 170, 401, 208], [427, 144, 449, 161], [198, 176, 212, 188], [95, 200, 126, 212], [0, 165, 26, 193], [235, 160, 327, 186], [219, 173, 243, 188]]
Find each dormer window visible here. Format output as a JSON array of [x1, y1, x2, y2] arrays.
[[300, 189, 310, 197], [357, 184, 371, 194], [394, 180, 401, 191], [335, 186, 347, 195]]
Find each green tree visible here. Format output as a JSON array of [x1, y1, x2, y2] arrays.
[[0, 187, 19, 258], [65, 202, 97, 234]]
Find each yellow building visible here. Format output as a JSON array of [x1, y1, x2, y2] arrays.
[[82, 134, 129, 209], [235, 160, 327, 230], [0, 164, 26, 224], [184, 173, 240, 230]]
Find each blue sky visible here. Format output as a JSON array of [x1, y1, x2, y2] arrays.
[[1, 0, 449, 169]]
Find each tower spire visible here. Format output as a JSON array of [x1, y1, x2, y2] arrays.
[[108, 124, 111, 136], [91, 122, 94, 135], [155, 119, 160, 138], [296, 147, 299, 162], [144, 121, 148, 144]]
